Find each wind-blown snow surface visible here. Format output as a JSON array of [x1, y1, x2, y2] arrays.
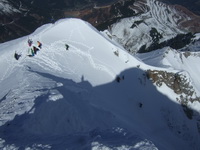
[[0, 18, 199, 150]]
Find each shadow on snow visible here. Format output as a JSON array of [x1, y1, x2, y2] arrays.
[[0, 67, 199, 150]]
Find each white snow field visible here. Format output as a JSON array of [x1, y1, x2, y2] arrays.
[[0, 18, 200, 150]]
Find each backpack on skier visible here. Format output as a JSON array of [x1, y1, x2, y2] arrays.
[[37, 41, 42, 49], [14, 52, 21, 60]]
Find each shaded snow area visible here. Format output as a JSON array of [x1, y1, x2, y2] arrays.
[[0, 0, 20, 15], [0, 18, 200, 150]]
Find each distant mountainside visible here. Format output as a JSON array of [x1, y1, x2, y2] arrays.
[[104, 0, 200, 53], [1, 0, 200, 46]]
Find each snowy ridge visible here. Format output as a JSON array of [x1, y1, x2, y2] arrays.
[[0, 18, 200, 150]]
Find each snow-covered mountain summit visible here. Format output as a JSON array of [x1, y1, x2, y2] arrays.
[[0, 18, 200, 150]]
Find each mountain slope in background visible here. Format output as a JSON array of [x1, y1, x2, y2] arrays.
[[0, 18, 200, 150], [105, 0, 200, 54]]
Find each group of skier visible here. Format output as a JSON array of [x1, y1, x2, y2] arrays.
[[14, 39, 42, 60], [27, 39, 42, 57], [14, 39, 70, 60]]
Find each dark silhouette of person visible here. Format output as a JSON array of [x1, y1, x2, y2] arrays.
[[14, 52, 21, 60], [65, 44, 69, 50]]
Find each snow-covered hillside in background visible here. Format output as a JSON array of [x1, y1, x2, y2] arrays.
[[107, 0, 194, 53], [0, 18, 200, 150], [0, 0, 20, 15]]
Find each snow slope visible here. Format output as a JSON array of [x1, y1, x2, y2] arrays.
[[0, 18, 200, 150]]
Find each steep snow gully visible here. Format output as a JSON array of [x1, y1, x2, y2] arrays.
[[0, 18, 200, 150]]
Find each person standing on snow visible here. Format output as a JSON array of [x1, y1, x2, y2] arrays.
[[14, 52, 21, 60], [27, 48, 34, 57], [65, 44, 69, 50], [31, 48, 34, 56], [33, 46, 39, 54], [50, 16, 55, 24], [116, 76, 121, 83], [37, 41, 42, 49], [28, 39, 33, 47]]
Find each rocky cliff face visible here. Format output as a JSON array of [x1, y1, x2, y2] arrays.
[[147, 70, 199, 101], [147, 69, 200, 120]]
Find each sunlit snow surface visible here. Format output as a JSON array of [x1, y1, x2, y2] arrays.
[[0, 18, 200, 150]]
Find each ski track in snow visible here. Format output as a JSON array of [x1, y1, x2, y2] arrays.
[[41, 37, 117, 78], [28, 19, 118, 78], [68, 42, 116, 78]]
